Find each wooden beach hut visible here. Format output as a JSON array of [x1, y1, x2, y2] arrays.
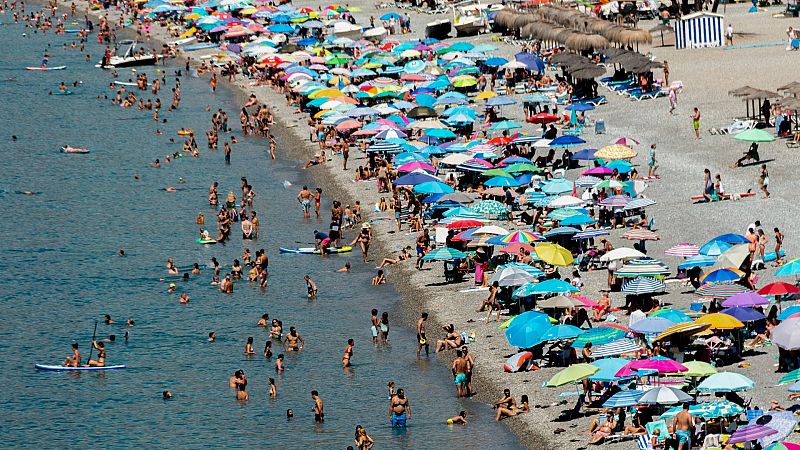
[[674, 12, 724, 49]]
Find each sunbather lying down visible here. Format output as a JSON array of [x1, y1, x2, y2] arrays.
[[587, 411, 617, 445], [709, 119, 755, 135]]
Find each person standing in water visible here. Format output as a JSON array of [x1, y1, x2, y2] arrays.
[[283, 327, 304, 351], [343, 338, 354, 367], [304, 274, 317, 299], [390, 389, 411, 428], [297, 186, 312, 218], [416, 312, 429, 357], [311, 390, 324, 422]]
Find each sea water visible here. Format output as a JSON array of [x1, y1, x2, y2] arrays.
[[0, 17, 522, 449]]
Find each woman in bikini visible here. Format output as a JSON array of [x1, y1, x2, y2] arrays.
[[87, 341, 106, 367]]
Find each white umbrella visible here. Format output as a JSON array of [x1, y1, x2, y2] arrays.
[[473, 225, 509, 236], [488, 267, 540, 287], [599, 247, 646, 262], [638, 386, 692, 405], [440, 153, 472, 166], [532, 139, 552, 148], [549, 195, 584, 208], [772, 317, 800, 350], [538, 295, 584, 309], [409, 120, 447, 130], [501, 61, 528, 70]]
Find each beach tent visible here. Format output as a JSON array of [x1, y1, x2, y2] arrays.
[[675, 12, 724, 49]]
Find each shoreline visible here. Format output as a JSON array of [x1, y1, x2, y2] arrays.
[[62, 1, 541, 447]]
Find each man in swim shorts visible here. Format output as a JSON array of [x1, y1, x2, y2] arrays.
[[416, 312, 429, 357], [672, 402, 694, 450], [452, 350, 468, 398], [297, 186, 312, 218], [311, 390, 324, 422], [390, 389, 410, 427]]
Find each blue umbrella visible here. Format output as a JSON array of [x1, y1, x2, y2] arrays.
[[425, 128, 457, 139], [297, 37, 319, 46], [380, 12, 400, 20], [565, 103, 595, 112], [515, 173, 534, 185], [449, 42, 474, 52], [393, 171, 440, 186], [713, 233, 750, 244], [485, 57, 508, 67], [573, 229, 609, 240], [539, 324, 584, 341], [678, 255, 716, 270], [697, 372, 755, 392], [541, 178, 574, 195], [514, 52, 545, 72], [649, 308, 692, 323], [778, 305, 800, 321], [414, 181, 454, 195], [572, 148, 597, 160], [489, 120, 522, 131], [268, 24, 295, 33], [630, 317, 675, 335], [699, 239, 733, 256], [484, 176, 522, 187], [504, 311, 552, 348], [775, 259, 800, 277], [603, 390, 644, 408], [572, 327, 627, 348], [514, 279, 578, 297], [421, 247, 467, 261], [404, 60, 426, 74], [549, 135, 586, 147], [590, 357, 630, 382], [721, 307, 766, 322], [544, 226, 581, 238], [486, 96, 516, 107], [560, 214, 596, 227], [415, 93, 436, 108]]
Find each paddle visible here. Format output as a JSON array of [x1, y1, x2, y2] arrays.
[[85, 320, 98, 365]]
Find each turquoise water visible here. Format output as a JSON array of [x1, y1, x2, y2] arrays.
[[0, 16, 522, 448]]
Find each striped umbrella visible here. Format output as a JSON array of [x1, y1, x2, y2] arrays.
[[700, 267, 745, 284], [778, 367, 800, 385], [591, 338, 642, 358], [495, 263, 544, 278], [599, 195, 631, 207], [622, 276, 666, 295], [615, 258, 670, 278], [472, 200, 508, 216], [623, 198, 657, 211], [421, 247, 467, 261], [622, 229, 660, 241], [367, 141, 402, 153], [778, 305, 800, 320], [544, 226, 581, 238], [595, 144, 637, 160], [603, 390, 644, 408], [678, 254, 716, 270], [756, 411, 798, 447], [637, 386, 692, 405], [575, 175, 602, 188], [665, 243, 700, 257], [695, 283, 750, 298], [548, 208, 580, 221], [654, 321, 711, 343], [488, 266, 540, 286], [573, 229, 610, 240], [699, 239, 733, 256], [727, 424, 778, 445], [499, 230, 541, 244], [571, 327, 627, 348], [650, 308, 692, 323]]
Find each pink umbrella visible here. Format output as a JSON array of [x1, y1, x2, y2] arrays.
[[351, 129, 377, 136], [463, 158, 494, 168], [615, 357, 688, 378], [401, 74, 426, 82], [398, 161, 435, 173], [572, 295, 599, 308], [665, 243, 700, 257], [614, 136, 640, 146], [581, 167, 613, 176], [335, 120, 362, 132], [309, 64, 329, 71], [310, 56, 326, 64]]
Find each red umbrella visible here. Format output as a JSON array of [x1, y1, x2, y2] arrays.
[[487, 136, 512, 146], [499, 242, 535, 255], [758, 282, 800, 296], [527, 113, 559, 124], [447, 219, 485, 229]]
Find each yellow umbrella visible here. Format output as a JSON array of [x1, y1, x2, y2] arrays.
[[400, 49, 421, 58], [654, 322, 711, 343], [694, 313, 744, 330], [534, 243, 574, 266], [546, 363, 599, 387], [327, 75, 351, 86], [476, 91, 497, 100], [313, 110, 334, 119], [184, 13, 201, 20], [594, 144, 637, 160], [240, 7, 257, 15], [308, 88, 343, 99]]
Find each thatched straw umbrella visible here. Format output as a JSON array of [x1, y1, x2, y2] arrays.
[[778, 81, 800, 96], [728, 86, 757, 97], [649, 23, 674, 47], [565, 33, 610, 51], [571, 65, 607, 80]]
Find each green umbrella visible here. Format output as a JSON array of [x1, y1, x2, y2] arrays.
[[505, 163, 540, 174], [421, 247, 466, 261], [546, 363, 599, 387], [452, 77, 477, 88], [683, 361, 717, 377], [472, 200, 508, 215], [733, 128, 776, 142], [482, 168, 514, 178], [778, 367, 800, 385], [325, 57, 349, 66]]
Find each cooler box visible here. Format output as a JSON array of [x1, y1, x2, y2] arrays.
[[595, 119, 606, 134]]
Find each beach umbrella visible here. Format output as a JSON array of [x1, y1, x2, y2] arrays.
[[591, 338, 642, 358], [720, 307, 766, 322], [496, 262, 544, 278], [499, 231, 540, 244], [499, 242, 536, 256], [733, 128, 776, 142], [716, 244, 751, 269], [615, 258, 670, 278], [756, 412, 798, 447], [605, 160, 633, 173], [766, 443, 800, 450], [758, 282, 800, 296], [778, 305, 800, 321], [660, 403, 711, 419], [544, 227, 581, 238], [697, 372, 755, 392], [599, 247, 646, 262], [582, 166, 614, 176], [446, 219, 485, 230], [721, 291, 768, 307], [534, 243, 574, 266], [772, 317, 800, 350], [599, 195, 631, 207], [489, 120, 522, 131], [630, 317, 675, 335], [713, 233, 750, 244], [503, 351, 534, 373], [694, 313, 744, 330], [414, 181, 454, 195], [776, 258, 800, 277], [781, 368, 800, 385], [565, 102, 595, 112], [727, 424, 778, 444], [472, 200, 509, 216], [590, 358, 630, 382], [603, 390, 644, 408], [538, 295, 584, 309], [694, 283, 750, 298], [616, 357, 688, 378], [472, 225, 509, 236], [505, 163, 540, 174], [622, 277, 666, 295], [654, 321, 711, 343], [614, 136, 640, 146], [699, 240, 733, 256], [682, 361, 718, 377], [593, 179, 625, 190], [513, 279, 577, 298], [560, 214, 596, 227], [393, 171, 439, 185], [665, 243, 700, 257], [528, 112, 560, 124], [541, 178, 575, 195], [649, 308, 692, 323], [486, 96, 516, 107], [539, 324, 584, 341], [623, 198, 657, 211], [700, 267, 744, 284], [484, 176, 522, 187], [505, 311, 552, 348], [421, 247, 466, 261], [546, 363, 598, 387], [549, 135, 586, 147], [407, 106, 437, 119], [621, 229, 660, 241], [638, 386, 692, 405], [572, 327, 627, 349], [595, 144, 637, 160], [489, 266, 540, 287], [679, 255, 716, 270]]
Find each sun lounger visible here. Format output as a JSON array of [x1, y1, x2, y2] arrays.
[[629, 88, 666, 101], [581, 96, 607, 106], [708, 119, 755, 135], [645, 420, 670, 443]]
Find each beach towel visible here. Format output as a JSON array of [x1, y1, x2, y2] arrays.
[[645, 420, 669, 442], [636, 434, 654, 450]]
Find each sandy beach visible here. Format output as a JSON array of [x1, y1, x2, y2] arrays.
[[55, 0, 800, 447]]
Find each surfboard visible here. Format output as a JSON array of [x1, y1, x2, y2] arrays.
[[35, 364, 126, 371], [62, 146, 90, 154], [184, 43, 218, 51], [64, 29, 81, 33], [764, 250, 786, 262], [113, 81, 137, 87], [26, 66, 67, 71], [196, 238, 217, 244], [279, 246, 352, 254], [54, 90, 73, 95], [690, 192, 755, 201]]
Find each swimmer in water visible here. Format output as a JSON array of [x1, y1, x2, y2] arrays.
[[447, 411, 468, 425], [275, 353, 285, 372], [208, 332, 216, 342], [342, 338, 354, 367], [336, 262, 351, 273], [304, 274, 317, 299], [282, 327, 304, 351], [269, 378, 277, 398], [117, 249, 125, 256], [163, 391, 173, 400]]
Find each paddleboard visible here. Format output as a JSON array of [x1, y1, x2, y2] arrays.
[[172, 37, 197, 46], [690, 192, 755, 201], [26, 66, 66, 71], [64, 29, 81, 33], [35, 364, 126, 371], [764, 250, 786, 262], [280, 246, 352, 254], [62, 146, 90, 154], [184, 43, 219, 51], [113, 81, 137, 87], [54, 90, 73, 95], [196, 238, 217, 244]]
